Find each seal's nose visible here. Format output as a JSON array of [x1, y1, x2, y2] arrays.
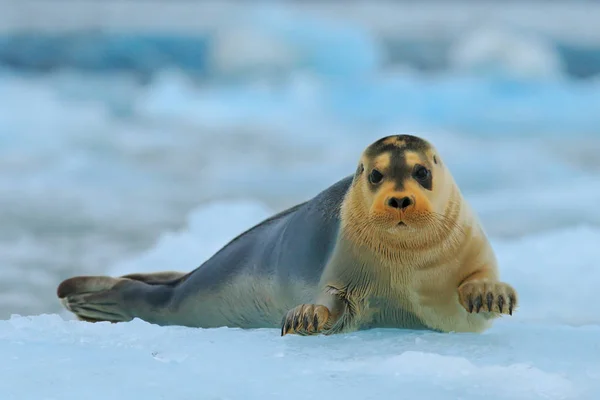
[[387, 196, 412, 210]]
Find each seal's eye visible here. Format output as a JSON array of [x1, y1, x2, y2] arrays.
[[369, 169, 383, 184], [413, 165, 432, 190], [414, 165, 430, 180]]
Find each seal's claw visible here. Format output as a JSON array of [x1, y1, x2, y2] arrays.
[[458, 280, 518, 315], [281, 311, 293, 336], [473, 294, 483, 313], [509, 294, 516, 315], [293, 313, 300, 331], [302, 314, 310, 331], [280, 304, 331, 336], [280, 315, 287, 336]]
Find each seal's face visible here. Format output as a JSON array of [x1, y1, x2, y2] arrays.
[[355, 135, 448, 235]]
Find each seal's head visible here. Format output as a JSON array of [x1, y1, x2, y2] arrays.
[[347, 134, 457, 242]]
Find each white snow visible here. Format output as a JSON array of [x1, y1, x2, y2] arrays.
[[2, 313, 598, 399], [1, 1, 600, 398]]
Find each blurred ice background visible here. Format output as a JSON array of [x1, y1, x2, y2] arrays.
[[2, 1, 600, 399], [1, 0, 599, 322]]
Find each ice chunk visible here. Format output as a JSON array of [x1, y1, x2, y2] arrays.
[[206, 6, 384, 80], [449, 26, 564, 80], [109, 200, 273, 276], [0, 314, 596, 399]]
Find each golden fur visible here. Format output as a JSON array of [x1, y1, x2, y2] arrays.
[[282, 136, 518, 336]]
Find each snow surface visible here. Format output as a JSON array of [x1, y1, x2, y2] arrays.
[[1, 315, 598, 400]]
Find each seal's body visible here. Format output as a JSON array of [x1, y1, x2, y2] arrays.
[[57, 135, 518, 335]]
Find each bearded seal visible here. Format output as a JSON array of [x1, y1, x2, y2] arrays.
[[56, 134, 518, 336]]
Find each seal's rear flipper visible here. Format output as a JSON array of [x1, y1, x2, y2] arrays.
[[57, 274, 180, 324], [119, 271, 187, 286], [57, 276, 134, 323]]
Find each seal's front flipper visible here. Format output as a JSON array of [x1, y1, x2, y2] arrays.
[[458, 280, 518, 315], [281, 285, 355, 336], [281, 304, 331, 336], [57, 276, 135, 323]]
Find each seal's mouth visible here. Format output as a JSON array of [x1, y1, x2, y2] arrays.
[[386, 221, 412, 234]]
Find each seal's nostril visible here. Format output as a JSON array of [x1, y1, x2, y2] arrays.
[[399, 196, 412, 209], [388, 196, 412, 209]]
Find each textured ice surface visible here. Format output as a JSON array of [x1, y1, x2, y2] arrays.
[[1, 314, 598, 400]]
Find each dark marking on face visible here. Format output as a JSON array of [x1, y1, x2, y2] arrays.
[[433, 155, 438, 164], [363, 135, 434, 192], [366, 134, 431, 158]]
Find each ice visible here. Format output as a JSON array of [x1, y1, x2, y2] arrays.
[[1, 316, 598, 399], [109, 200, 273, 276], [495, 226, 600, 327], [207, 7, 383, 80], [448, 26, 565, 80]]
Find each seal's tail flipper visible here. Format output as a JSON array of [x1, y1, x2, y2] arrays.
[[119, 271, 187, 286], [57, 276, 135, 323], [57, 270, 188, 324]]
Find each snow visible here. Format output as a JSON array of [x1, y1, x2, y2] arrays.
[[1, 314, 597, 399], [1, 1, 600, 398]]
